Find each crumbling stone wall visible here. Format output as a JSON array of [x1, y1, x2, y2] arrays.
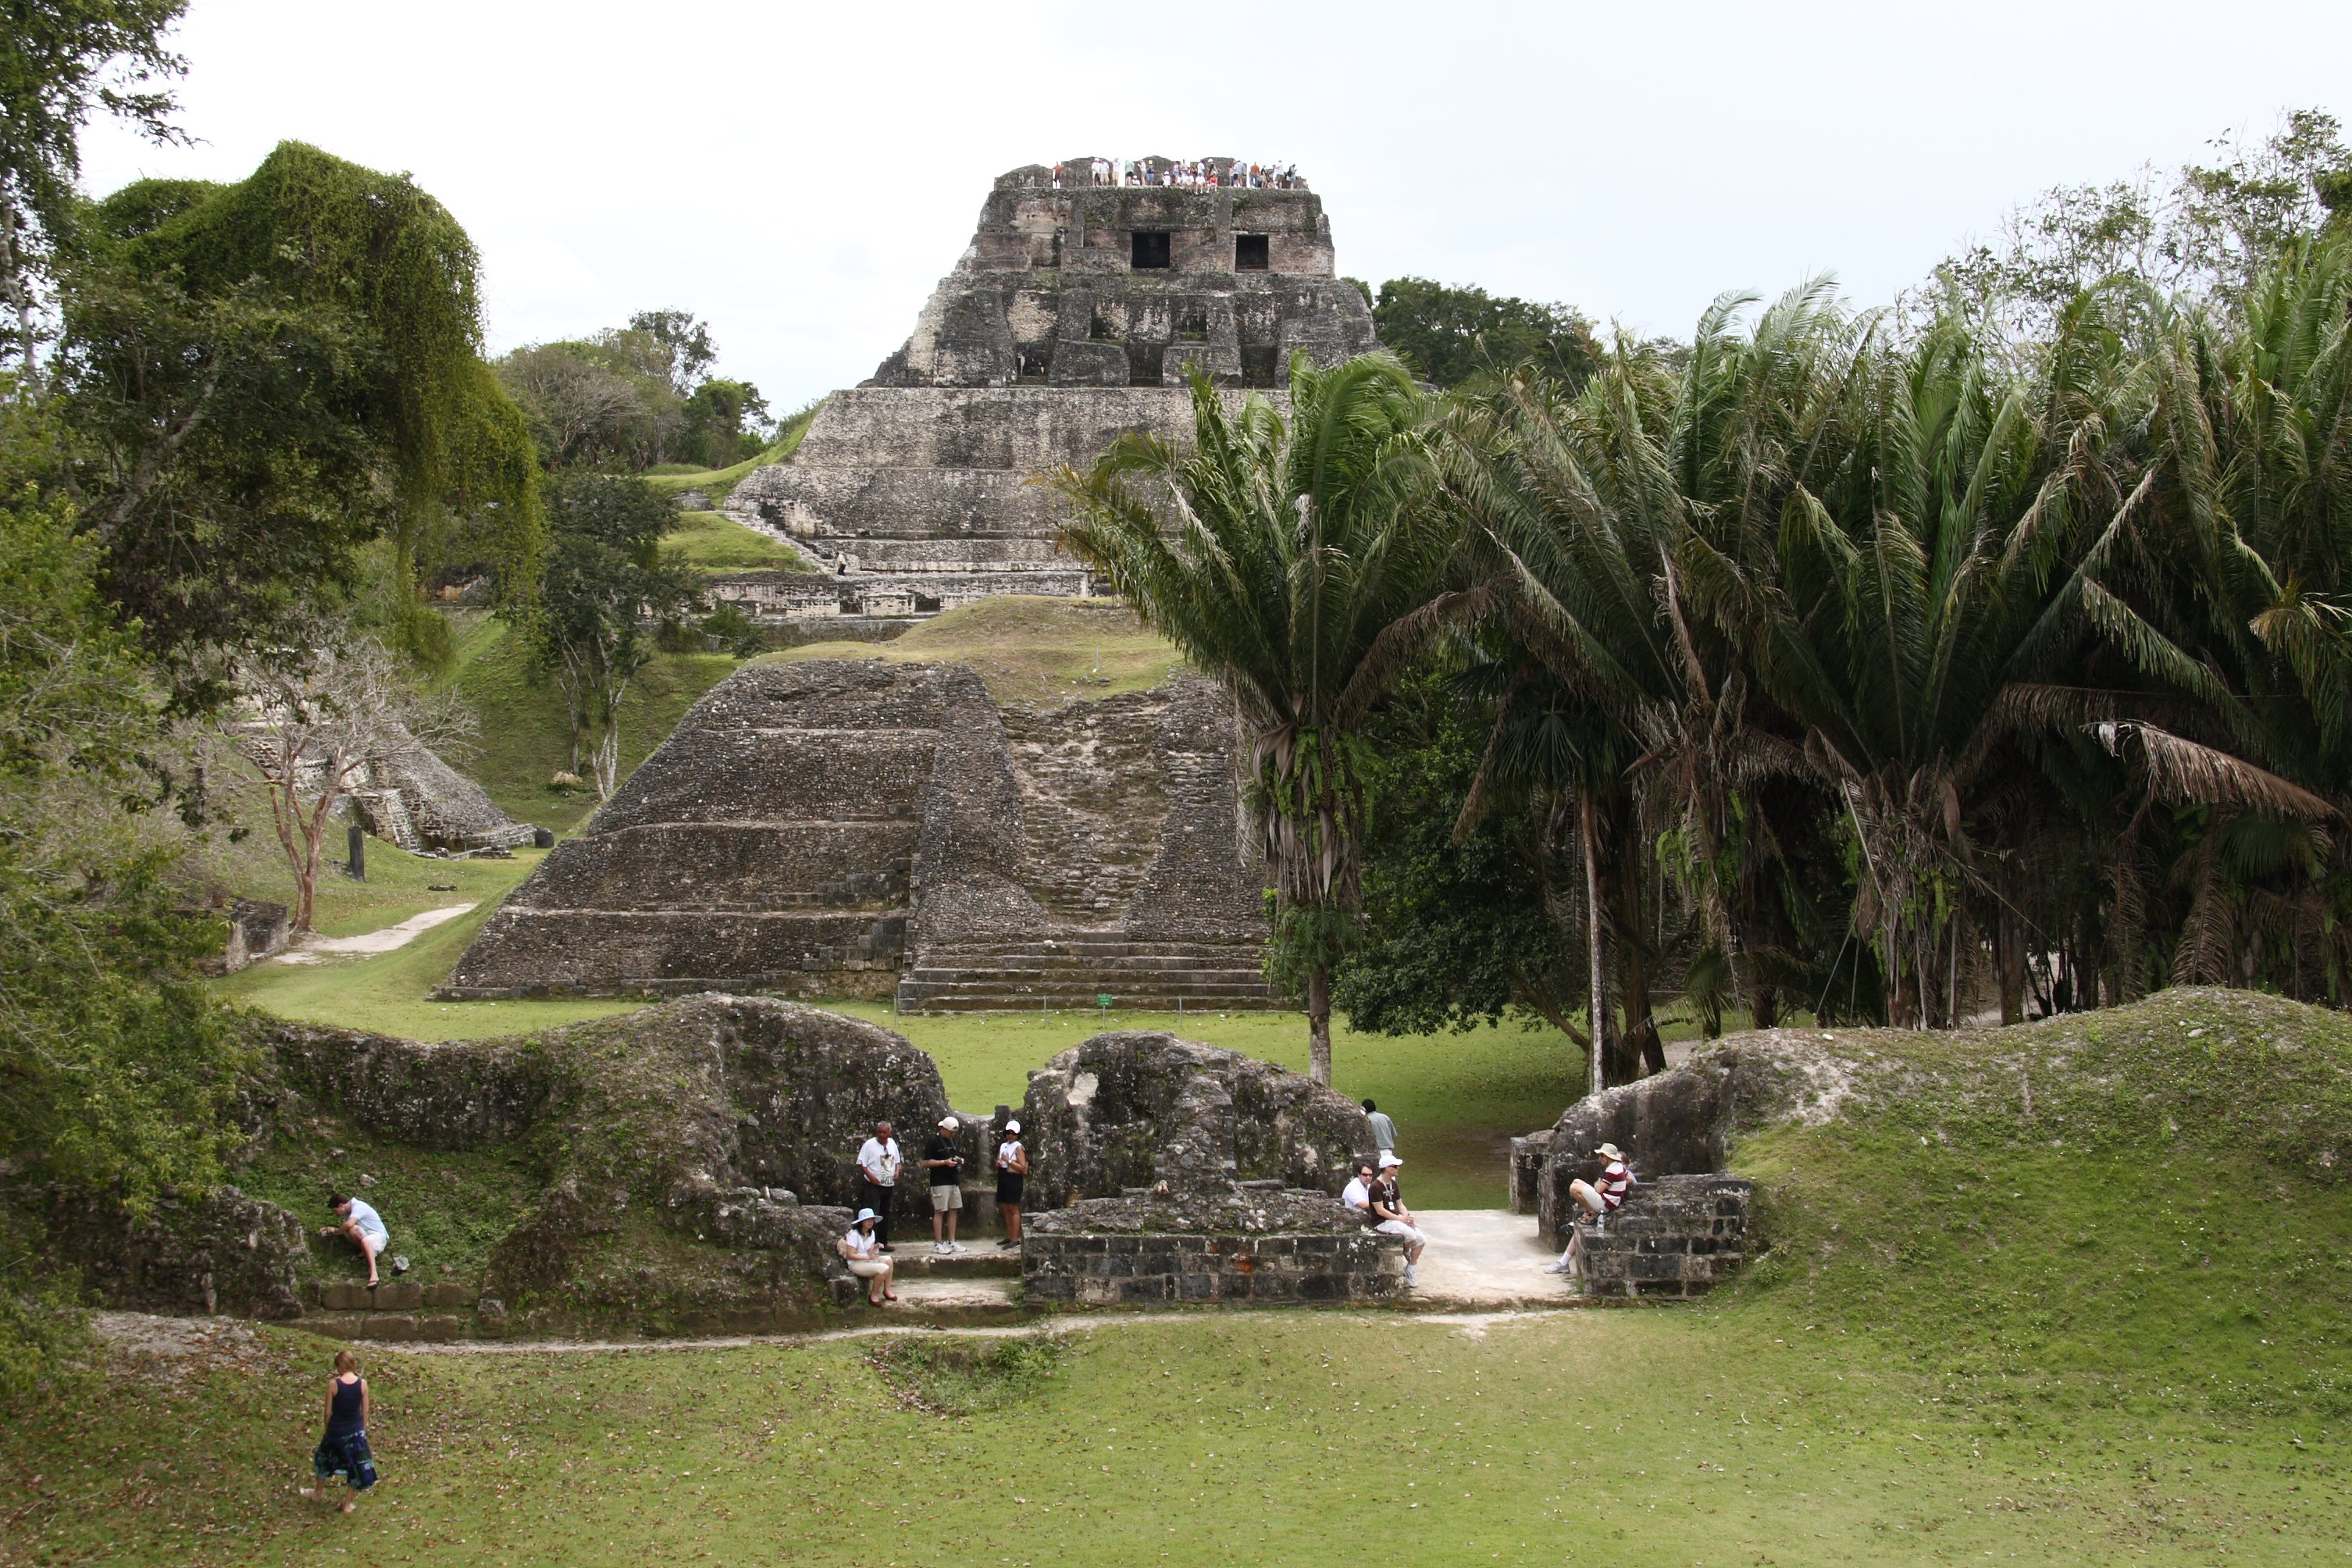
[[1020, 1031, 1374, 1210], [42, 1184, 308, 1320], [1571, 1175, 1754, 1299]]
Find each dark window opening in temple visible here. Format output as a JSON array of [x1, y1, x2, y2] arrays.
[[914, 593, 942, 614], [1128, 343, 1165, 387], [1016, 346, 1052, 382], [1131, 231, 1171, 269], [1178, 308, 1209, 343], [838, 593, 862, 615], [1234, 234, 1270, 271], [1239, 344, 1278, 388], [1089, 310, 1117, 342]]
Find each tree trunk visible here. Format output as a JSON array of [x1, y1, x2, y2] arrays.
[[1752, 985, 1780, 1030], [1994, 898, 2027, 1025], [1613, 804, 1663, 1078], [1306, 966, 1333, 1085], [1580, 792, 1606, 1098]]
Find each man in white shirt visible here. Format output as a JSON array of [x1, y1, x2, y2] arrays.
[[1340, 1160, 1375, 1215], [855, 1122, 902, 1249], [322, 1193, 390, 1287]]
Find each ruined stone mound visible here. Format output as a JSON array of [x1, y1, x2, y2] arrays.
[[447, 654, 1280, 1011], [351, 720, 537, 853], [711, 161, 1377, 630], [263, 995, 979, 1319], [1021, 1029, 1375, 1210]]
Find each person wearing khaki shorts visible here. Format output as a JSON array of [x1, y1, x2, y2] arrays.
[[923, 1116, 966, 1255]]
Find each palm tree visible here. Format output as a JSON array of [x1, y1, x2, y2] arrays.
[[1052, 355, 1474, 1083]]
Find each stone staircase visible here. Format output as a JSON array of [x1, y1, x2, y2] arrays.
[[896, 936, 1285, 1013]]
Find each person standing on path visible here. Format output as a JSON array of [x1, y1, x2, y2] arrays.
[[320, 1194, 390, 1287], [1546, 1142, 1636, 1278], [299, 1350, 376, 1511], [923, 1116, 966, 1255], [1362, 1099, 1398, 1155], [1368, 1153, 1426, 1288], [994, 1120, 1029, 1249], [839, 1210, 898, 1305], [857, 1123, 902, 1249]]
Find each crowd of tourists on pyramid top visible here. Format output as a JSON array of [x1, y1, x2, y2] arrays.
[[1047, 157, 1303, 190]]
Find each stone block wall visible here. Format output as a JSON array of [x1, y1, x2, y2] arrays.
[[1023, 1229, 1405, 1306], [1573, 1175, 1754, 1300]]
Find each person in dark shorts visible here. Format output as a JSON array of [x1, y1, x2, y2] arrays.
[[299, 1349, 376, 1511], [994, 1119, 1030, 1249]]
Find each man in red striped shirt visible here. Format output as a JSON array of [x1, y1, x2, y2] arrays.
[[1545, 1142, 1634, 1278]]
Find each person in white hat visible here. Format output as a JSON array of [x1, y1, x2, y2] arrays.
[[1367, 1152, 1427, 1288], [839, 1210, 897, 1305], [1546, 1142, 1636, 1277], [994, 1118, 1030, 1249], [923, 1116, 967, 1254]]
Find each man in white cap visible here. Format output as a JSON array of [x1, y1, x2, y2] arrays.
[[838, 1209, 896, 1306], [1367, 1152, 1426, 1288], [1546, 1142, 1636, 1278], [922, 1115, 966, 1254]]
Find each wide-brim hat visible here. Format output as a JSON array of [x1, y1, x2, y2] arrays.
[[1597, 1142, 1623, 1160], [856, 1208, 878, 1224]]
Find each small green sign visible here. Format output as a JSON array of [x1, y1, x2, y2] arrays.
[[1096, 993, 1114, 1010]]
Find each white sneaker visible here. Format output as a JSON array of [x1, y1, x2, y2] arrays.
[[1404, 1266, 1418, 1288], [933, 1242, 951, 1256], [948, 1240, 965, 1253]]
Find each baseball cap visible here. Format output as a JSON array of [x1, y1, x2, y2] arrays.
[[1378, 1153, 1403, 1168]]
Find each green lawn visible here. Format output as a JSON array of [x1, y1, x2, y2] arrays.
[[760, 593, 1183, 707], [440, 616, 741, 834], [666, 508, 812, 575]]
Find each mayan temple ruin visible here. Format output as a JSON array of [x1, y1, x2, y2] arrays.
[[450, 160, 1381, 1010], [708, 156, 1379, 625]]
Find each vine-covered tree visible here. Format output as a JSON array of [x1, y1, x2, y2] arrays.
[[55, 141, 545, 696]]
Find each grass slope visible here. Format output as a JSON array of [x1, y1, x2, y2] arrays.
[[12, 992, 2352, 1565], [665, 509, 812, 574], [441, 616, 739, 834], [635, 400, 822, 505], [761, 594, 1182, 707]]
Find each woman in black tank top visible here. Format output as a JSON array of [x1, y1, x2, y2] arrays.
[[301, 1349, 377, 1509]]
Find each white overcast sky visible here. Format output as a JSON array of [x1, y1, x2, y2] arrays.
[[77, 0, 2352, 411]]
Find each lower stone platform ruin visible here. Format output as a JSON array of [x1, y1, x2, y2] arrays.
[[445, 654, 1281, 1012]]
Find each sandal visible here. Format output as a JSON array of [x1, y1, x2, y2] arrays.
[[883, 1292, 900, 1302]]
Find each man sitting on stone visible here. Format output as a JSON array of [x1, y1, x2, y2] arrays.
[[1546, 1142, 1636, 1278], [922, 1116, 966, 1255], [1341, 1160, 1375, 1215], [839, 1209, 897, 1306], [857, 1122, 902, 1250], [320, 1192, 390, 1288], [1367, 1153, 1425, 1289]]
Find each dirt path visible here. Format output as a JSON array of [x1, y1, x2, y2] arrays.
[[273, 903, 476, 964]]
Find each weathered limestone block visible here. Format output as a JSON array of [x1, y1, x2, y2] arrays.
[[1021, 1032, 1374, 1210], [270, 1023, 540, 1149], [42, 1184, 309, 1320], [1025, 1187, 1403, 1304]]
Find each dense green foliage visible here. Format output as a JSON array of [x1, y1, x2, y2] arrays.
[[1371, 275, 1603, 389], [57, 141, 545, 684], [495, 308, 776, 472], [0, 0, 185, 376], [516, 471, 693, 796]]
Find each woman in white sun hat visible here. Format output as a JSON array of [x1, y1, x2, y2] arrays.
[[839, 1209, 897, 1305], [1547, 1142, 1636, 1278]]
